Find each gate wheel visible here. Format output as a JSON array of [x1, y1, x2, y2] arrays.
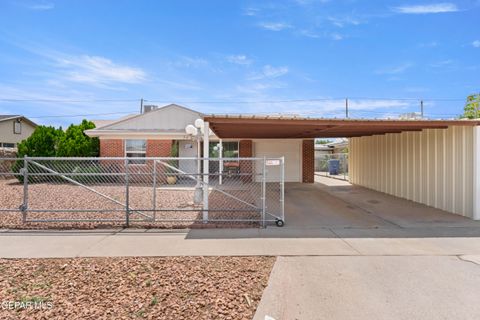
[[275, 219, 285, 227]]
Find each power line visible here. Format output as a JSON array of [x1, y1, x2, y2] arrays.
[[0, 98, 140, 102], [0, 96, 465, 120], [29, 111, 138, 119], [0, 97, 467, 103]]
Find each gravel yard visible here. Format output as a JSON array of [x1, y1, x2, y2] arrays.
[[0, 180, 262, 229], [0, 256, 275, 319]]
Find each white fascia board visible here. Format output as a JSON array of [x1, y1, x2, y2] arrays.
[[85, 129, 221, 141]]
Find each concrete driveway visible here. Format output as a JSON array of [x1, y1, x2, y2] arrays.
[[250, 178, 480, 320], [284, 176, 480, 230], [254, 255, 480, 320]]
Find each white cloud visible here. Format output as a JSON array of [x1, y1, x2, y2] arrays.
[[249, 65, 289, 80], [472, 40, 480, 48], [243, 7, 259, 16], [393, 3, 458, 14], [262, 65, 289, 78], [330, 33, 344, 41], [234, 98, 413, 118], [347, 99, 410, 110], [227, 55, 253, 65], [24, 1, 55, 10], [1, 42, 146, 87], [172, 56, 208, 68], [299, 30, 320, 38], [294, 0, 331, 5], [327, 16, 362, 28], [258, 22, 292, 31], [419, 41, 438, 47], [376, 63, 413, 75], [429, 59, 454, 68], [57, 55, 146, 85], [236, 82, 286, 94]]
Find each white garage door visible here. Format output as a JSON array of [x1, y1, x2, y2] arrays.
[[254, 140, 302, 182]]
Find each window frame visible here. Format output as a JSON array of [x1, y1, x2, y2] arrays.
[[13, 120, 22, 135], [0, 142, 15, 148], [209, 141, 239, 159], [221, 141, 239, 159], [125, 139, 147, 165]]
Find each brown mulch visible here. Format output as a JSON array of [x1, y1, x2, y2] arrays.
[[0, 256, 275, 319]]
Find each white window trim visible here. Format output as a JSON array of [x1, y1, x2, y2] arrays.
[[125, 139, 147, 164]]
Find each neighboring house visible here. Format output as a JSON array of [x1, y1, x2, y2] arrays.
[[326, 138, 348, 153], [314, 138, 348, 156], [0, 115, 37, 149]]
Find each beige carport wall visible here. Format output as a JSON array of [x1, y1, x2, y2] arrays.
[[205, 115, 480, 220], [349, 125, 480, 220]]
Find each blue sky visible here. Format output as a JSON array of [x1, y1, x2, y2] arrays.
[[0, 0, 479, 127]]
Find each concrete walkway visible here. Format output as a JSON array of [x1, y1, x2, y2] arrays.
[[1, 227, 480, 258]]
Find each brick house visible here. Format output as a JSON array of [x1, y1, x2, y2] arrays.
[[85, 104, 314, 183]]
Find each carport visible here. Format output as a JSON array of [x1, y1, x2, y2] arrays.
[[204, 115, 480, 222]]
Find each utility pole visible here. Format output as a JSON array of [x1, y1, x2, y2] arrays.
[[420, 99, 424, 118], [140, 98, 144, 114], [345, 98, 349, 118]]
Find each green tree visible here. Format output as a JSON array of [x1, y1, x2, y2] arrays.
[[463, 93, 480, 119], [56, 120, 99, 157], [17, 126, 64, 157]]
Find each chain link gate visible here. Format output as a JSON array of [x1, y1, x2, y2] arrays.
[[0, 156, 284, 228]]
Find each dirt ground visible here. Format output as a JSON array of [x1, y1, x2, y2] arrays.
[[0, 256, 275, 320]]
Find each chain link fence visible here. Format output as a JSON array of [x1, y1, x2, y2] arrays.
[[315, 153, 349, 181], [0, 156, 284, 229]]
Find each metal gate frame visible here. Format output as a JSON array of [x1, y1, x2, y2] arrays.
[[1, 156, 285, 227]]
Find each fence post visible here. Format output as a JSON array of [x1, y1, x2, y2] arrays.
[[261, 157, 267, 228], [219, 139, 223, 185], [152, 160, 157, 222], [21, 156, 28, 223], [202, 121, 210, 223], [125, 158, 130, 227], [345, 98, 349, 118], [279, 157, 285, 225]]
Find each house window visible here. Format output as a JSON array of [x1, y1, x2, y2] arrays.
[[222, 141, 239, 158], [125, 139, 146, 164], [209, 141, 239, 158], [13, 120, 22, 134], [209, 141, 239, 174], [1, 142, 15, 148]]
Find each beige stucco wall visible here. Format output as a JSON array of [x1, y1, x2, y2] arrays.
[[0, 119, 36, 145], [349, 126, 478, 219]]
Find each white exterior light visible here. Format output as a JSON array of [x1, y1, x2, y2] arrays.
[[185, 124, 197, 136], [194, 118, 204, 129]]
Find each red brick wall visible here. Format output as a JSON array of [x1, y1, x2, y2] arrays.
[[146, 140, 172, 157], [302, 139, 314, 183], [239, 140, 253, 182], [239, 140, 253, 158], [99, 139, 174, 158], [100, 139, 124, 157]]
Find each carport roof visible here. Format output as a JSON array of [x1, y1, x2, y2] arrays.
[[204, 115, 480, 138]]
